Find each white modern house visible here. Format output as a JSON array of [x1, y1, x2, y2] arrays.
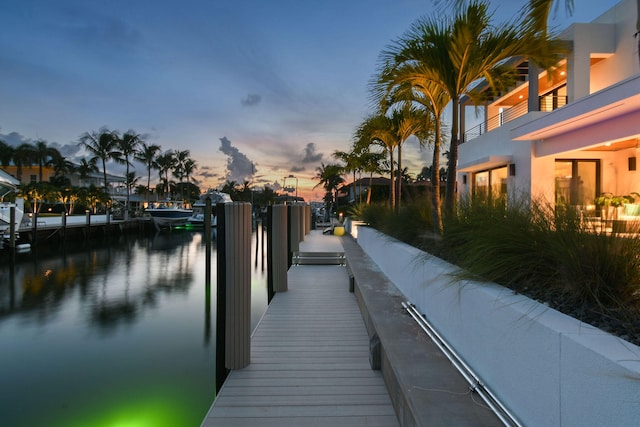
[[457, 0, 640, 224]]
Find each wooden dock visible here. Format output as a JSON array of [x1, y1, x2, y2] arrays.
[[201, 231, 399, 426]]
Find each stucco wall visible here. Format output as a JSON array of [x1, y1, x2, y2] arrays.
[[356, 226, 640, 427]]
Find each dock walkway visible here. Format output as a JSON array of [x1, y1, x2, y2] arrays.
[[201, 231, 399, 426]]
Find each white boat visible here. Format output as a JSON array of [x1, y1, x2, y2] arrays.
[[0, 169, 24, 240], [146, 200, 192, 230], [188, 191, 232, 227]]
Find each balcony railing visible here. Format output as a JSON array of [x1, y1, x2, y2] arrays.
[[462, 95, 567, 143]]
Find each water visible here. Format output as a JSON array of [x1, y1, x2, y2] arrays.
[[0, 224, 268, 427]]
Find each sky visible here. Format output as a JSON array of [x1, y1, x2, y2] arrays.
[[0, 0, 621, 201]]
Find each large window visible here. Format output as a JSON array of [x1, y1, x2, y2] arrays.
[[474, 166, 508, 202], [554, 160, 600, 207]]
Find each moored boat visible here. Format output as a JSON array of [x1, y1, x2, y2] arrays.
[[0, 169, 25, 244], [146, 200, 192, 230], [188, 191, 232, 227]]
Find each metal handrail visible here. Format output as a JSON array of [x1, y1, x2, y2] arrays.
[[402, 301, 523, 427], [463, 95, 567, 143]]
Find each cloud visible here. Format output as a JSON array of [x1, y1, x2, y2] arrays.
[[301, 142, 323, 163], [0, 131, 82, 160], [241, 93, 261, 107], [290, 165, 305, 173], [218, 136, 257, 183], [1, 131, 31, 147]]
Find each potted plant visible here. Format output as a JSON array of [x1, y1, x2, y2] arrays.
[[594, 192, 634, 221]]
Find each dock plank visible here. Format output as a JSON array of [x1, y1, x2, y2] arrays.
[[201, 232, 399, 427]]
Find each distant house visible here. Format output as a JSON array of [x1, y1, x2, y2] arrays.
[[1, 165, 125, 189], [339, 177, 390, 204], [457, 0, 639, 215]]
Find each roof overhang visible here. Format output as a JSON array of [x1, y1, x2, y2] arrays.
[[458, 155, 512, 173], [511, 74, 640, 142]]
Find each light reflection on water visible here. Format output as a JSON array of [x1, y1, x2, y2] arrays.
[[0, 225, 268, 427]]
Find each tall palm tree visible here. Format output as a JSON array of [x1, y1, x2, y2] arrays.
[[333, 149, 361, 202], [13, 143, 35, 182], [155, 151, 177, 198], [32, 140, 60, 182], [313, 163, 345, 211], [374, 77, 449, 233], [354, 113, 398, 209], [76, 158, 99, 187], [0, 140, 14, 167], [386, 105, 432, 210], [117, 131, 143, 213], [171, 149, 197, 201], [383, 1, 563, 218], [78, 127, 119, 192], [135, 142, 162, 198]]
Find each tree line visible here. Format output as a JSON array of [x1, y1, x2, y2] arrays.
[[319, 0, 568, 235], [0, 127, 200, 215]]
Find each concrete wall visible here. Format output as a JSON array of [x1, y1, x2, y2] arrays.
[[356, 226, 640, 427]]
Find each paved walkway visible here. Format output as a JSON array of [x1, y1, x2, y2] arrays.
[[201, 231, 399, 426]]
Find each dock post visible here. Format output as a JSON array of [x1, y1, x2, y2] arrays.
[[61, 212, 67, 242], [204, 197, 212, 345], [217, 202, 252, 370], [9, 206, 16, 250], [304, 204, 311, 236], [287, 205, 301, 268], [268, 205, 288, 297], [31, 211, 38, 246], [85, 211, 91, 239]]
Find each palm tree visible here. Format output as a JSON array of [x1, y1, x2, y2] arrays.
[[386, 105, 432, 210], [155, 151, 176, 198], [382, 1, 563, 218], [333, 149, 361, 202], [0, 140, 14, 167], [374, 78, 448, 233], [78, 127, 119, 192], [354, 114, 398, 209], [13, 143, 35, 182], [135, 142, 161, 198], [117, 131, 142, 215], [32, 140, 61, 182], [313, 163, 345, 212], [76, 158, 99, 187]]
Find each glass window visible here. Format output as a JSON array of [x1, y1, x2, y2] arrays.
[[473, 166, 508, 202], [554, 160, 600, 207]]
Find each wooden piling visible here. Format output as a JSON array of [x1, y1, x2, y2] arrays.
[[9, 206, 16, 249], [268, 205, 288, 294], [217, 202, 252, 370]]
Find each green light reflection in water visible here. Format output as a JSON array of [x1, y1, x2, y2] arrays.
[[61, 386, 196, 427], [0, 226, 267, 427]]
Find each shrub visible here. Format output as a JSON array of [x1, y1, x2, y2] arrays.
[[363, 195, 640, 343]]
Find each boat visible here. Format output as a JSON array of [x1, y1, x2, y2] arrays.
[[146, 200, 192, 230], [0, 169, 25, 244], [188, 191, 233, 227]]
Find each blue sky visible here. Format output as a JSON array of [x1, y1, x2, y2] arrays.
[[0, 0, 620, 200]]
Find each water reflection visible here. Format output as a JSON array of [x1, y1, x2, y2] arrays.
[[0, 226, 268, 427]]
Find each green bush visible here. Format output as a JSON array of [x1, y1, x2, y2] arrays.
[[364, 195, 640, 342]]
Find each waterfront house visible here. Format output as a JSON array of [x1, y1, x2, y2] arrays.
[[457, 0, 640, 224]]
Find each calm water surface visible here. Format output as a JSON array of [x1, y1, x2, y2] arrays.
[[0, 225, 268, 427]]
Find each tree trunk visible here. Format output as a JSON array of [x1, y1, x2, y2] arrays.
[[396, 143, 402, 212], [444, 95, 459, 218], [389, 147, 395, 210], [431, 120, 443, 235]]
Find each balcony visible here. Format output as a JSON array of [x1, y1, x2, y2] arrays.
[[462, 95, 567, 143]]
